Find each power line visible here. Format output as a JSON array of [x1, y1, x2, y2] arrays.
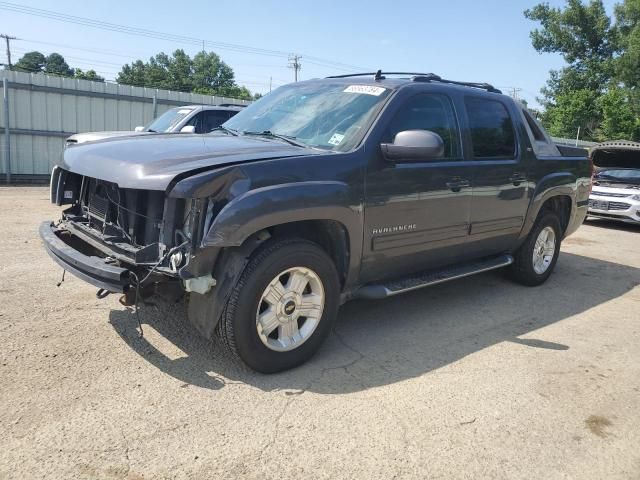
[[0, 33, 17, 69], [288, 54, 302, 82], [12, 46, 124, 68], [19, 38, 149, 60], [0, 2, 369, 71], [17, 40, 294, 81]]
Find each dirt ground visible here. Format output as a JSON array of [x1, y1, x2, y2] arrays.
[[1, 186, 639, 480]]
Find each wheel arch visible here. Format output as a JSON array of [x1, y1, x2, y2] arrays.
[[187, 182, 363, 339], [520, 173, 577, 241], [202, 181, 362, 287]]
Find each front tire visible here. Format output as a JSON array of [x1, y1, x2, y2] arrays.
[[217, 238, 340, 373], [509, 213, 562, 286]]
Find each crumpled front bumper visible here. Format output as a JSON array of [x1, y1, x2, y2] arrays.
[[39, 221, 131, 293]]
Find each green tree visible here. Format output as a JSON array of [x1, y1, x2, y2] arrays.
[[117, 60, 147, 87], [597, 86, 640, 139], [13, 51, 46, 73], [615, 0, 640, 89], [543, 88, 601, 137], [192, 51, 236, 92], [526, 0, 640, 141], [525, 0, 618, 140], [44, 53, 73, 77], [73, 68, 105, 82], [14, 51, 102, 81], [525, 0, 618, 66], [117, 49, 253, 99]]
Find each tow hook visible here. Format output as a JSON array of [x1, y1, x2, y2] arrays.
[[96, 289, 111, 299]]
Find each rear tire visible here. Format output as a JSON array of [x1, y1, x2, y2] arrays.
[[217, 238, 340, 373], [509, 213, 562, 286]]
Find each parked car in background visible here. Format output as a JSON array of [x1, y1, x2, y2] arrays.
[[588, 141, 640, 224], [65, 105, 244, 145]]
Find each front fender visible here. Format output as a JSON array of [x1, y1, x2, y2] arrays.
[[203, 181, 360, 246], [203, 181, 363, 284]]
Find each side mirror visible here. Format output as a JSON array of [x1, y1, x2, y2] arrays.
[[180, 125, 196, 134], [134, 126, 145, 132], [381, 130, 445, 162]]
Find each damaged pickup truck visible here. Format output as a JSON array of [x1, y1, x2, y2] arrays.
[[41, 72, 592, 372]]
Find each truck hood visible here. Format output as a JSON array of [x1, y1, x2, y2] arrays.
[[590, 140, 640, 169], [60, 134, 321, 190]]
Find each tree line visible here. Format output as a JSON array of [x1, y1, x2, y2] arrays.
[[11, 48, 258, 100], [14, 51, 105, 82], [526, 0, 640, 142]]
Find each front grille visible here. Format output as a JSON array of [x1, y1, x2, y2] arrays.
[[81, 177, 165, 246], [591, 190, 630, 198], [608, 201, 631, 211]]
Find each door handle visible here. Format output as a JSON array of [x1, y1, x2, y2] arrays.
[[509, 173, 526, 186], [446, 178, 470, 192]]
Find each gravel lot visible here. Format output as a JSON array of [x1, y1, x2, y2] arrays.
[[1, 186, 639, 480]]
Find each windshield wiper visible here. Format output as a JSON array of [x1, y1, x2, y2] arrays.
[[242, 130, 307, 148], [210, 126, 239, 136]]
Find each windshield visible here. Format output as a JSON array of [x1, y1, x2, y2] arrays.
[[146, 107, 194, 132], [223, 82, 392, 151], [595, 168, 640, 184]]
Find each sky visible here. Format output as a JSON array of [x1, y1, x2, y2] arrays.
[[1, 0, 620, 108]]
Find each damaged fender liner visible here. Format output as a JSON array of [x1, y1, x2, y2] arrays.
[[39, 221, 130, 293]]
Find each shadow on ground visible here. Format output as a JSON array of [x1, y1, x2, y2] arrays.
[[109, 252, 640, 394]]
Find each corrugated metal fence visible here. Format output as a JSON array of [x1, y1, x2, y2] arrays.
[[0, 70, 250, 182], [551, 136, 597, 149]]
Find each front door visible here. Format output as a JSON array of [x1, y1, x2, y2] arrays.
[[361, 93, 474, 283], [464, 96, 531, 255]]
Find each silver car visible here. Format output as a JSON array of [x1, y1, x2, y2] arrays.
[[65, 105, 243, 145], [588, 141, 640, 224]]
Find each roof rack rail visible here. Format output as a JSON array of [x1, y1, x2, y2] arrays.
[[416, 76, 503, 94], [327, 70, 435, 80], [326, 70, 502, 94]]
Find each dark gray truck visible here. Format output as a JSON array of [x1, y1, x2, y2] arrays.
[[41, 72, 592, 373]]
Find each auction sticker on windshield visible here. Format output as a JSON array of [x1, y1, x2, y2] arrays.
[[328, 133, 345, 145], [343, 85, 387, 96]]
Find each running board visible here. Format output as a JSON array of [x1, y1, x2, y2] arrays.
[[354, 254, 514, 300]]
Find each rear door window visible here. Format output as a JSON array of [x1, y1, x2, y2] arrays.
[[465, 98, 516, 159]]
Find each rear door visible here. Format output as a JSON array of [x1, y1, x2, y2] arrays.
[[361, 92, 474, 282], [464, 96, 531, 255]]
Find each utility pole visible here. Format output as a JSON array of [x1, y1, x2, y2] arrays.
[[510, 87, 522, 102], [269, 76, 272, 93], [288, 54, 302, 82], [0, 34, 17, 70]]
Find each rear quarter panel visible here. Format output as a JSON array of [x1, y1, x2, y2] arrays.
[[520, 154, 591, 241]]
